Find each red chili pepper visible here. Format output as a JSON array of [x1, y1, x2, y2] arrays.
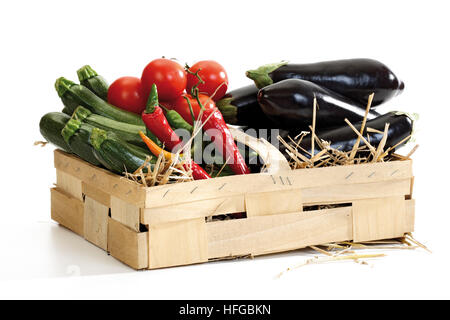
[[201, 107, 250, 175], [142, 84, 183, 151], [183, 161, 211, 180]]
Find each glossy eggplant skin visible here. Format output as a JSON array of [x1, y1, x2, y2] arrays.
[[258, 79, 380, 130], [247, 59, 404, 107], [217, 85, 277, 128], [286, 112, 413, 156]]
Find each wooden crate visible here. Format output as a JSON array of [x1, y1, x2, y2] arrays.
[[51, 149, 415, 270]]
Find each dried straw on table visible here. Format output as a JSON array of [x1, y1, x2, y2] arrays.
[[276, 234, 429, 278], [278, 95, 416, 170]]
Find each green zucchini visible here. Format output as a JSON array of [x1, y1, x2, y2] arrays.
[[39, 112, 72, 152], [77, 65, 109, 100], [69, 106, 161, 148], [55, 77, 143, 125], [90, 128, 155, 174], [61, 117, 102, 166]]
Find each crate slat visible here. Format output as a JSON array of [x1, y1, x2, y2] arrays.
[[142, 195, 244, 226], [108, 217, 148, 270], [54, 150, 146, 206], [110, 196, 141, 232], [82, 182, 111, 207], [143, 159, 412, 209], [51, 188, 84, 236], [352, 196, 408, 242], [149, 218, 207, 269], [56, 170, 83, 201], [84, 196, 109, 250], [207, 207, 353, 259]]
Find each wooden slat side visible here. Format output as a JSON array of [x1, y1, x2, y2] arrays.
[[352, 196, 408, 242], [141, 195, 244, 226], [82, 182, 111, 207], [245, 189, 302, 217], [142, 179, 410, 225], [302, 179, 411, 205], [56, 170, 83, 200], [54, 150, 146, 206], [51, 188, 84, 236], [110, 196, 141, 232], [148, 218, 208, 269], [107, 217, 148, 270], [207, 207, 353, 259], [84, 196, 109, 250], [405, 199, 415, 232], [144, 160, 412, 208]]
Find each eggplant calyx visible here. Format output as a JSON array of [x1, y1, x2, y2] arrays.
[[393, 110, 419, 143], [245, 61, 288, 88], [216, 97, 238, 124]]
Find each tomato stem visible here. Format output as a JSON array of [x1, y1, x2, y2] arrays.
[[183, 95, 196, 124], [185, 65, 205, 96]]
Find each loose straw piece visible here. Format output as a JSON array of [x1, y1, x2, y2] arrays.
[[34, 141, 48, 147], [350, 93, 374, 159], [311, 97, 317, 158], [277, 253, 385, 278], [344, 118, 376, 155]]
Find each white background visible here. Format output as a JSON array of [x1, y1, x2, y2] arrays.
[[0, 0, 449, 299]]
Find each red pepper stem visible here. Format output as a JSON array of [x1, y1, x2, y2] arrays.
[[158, 103, 169, 112], [145, 84, 158, 114]]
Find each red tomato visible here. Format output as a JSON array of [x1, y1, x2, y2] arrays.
[[186, 60, 228, 101], [141, 58, 187, 101], [162, 94, 216, 125], [107, 77, 146, 114]]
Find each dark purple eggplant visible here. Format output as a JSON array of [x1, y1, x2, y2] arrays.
[[216, 85, 278, 128], [258, 79, 380, 130], [282, 112, 413, 156], [247, 59, 404, 107]]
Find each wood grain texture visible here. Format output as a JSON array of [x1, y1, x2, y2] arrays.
[[84, 196, 109, 250], [207, 207, 353, 259], [302, 179, 411, 205], [142, 179, 410, 225], [82, 182, 111, 207], [54, 150, 146, 206], [51, 188, 84, 236], [352, 196, 408, 242], [144, 160, 412, 208], [110, 196, 141, 232], [405, 199, 415, 232], [148, 218, 208, 269], [142, 195, 244, 226], [107, 217, 148, 270], [245, 189, 302, 217], [56, 170, 83, 200]]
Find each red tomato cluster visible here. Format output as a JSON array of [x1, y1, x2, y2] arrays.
[[107, 58, 228, 119]]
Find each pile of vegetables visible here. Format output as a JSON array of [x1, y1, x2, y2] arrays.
[[41, 59, 251, 183], [40, 57, 413, 184], [218, 58, 413, 157]]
